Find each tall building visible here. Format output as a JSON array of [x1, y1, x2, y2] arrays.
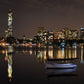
[[56, 31, 65, 39], [60, 28, 78, 39], [36, 27, 46, 43], [62, 28, 70, 39], [48, 30, 54, 43], [69, 30, 78, 39], [8, 9, 13, 37], [43, 31, 48, 43], [80, 28, 84, 39], [5, 30, 8, 38], [37, 27, 45, 36]]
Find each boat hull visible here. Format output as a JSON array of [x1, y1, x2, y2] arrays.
[[45, 63, 77, 69]]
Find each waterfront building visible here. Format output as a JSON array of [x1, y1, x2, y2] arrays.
[[56, 31, 65, 39], [47, 30, 54, 44], [80, 28, 84, 39], [62, 28, 70, 39], [43, 31, 48, 43], [56, 28, 70, 39], [37, 27, 45, 36], [59, 28, 78, 40], [23, 35, 26, 40], [36, 27, 45, 43], [69, 30, 78, 39], [5, 30, 8, 38]]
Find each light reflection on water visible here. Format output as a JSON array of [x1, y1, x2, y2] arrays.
[[35, 46, 78, 63], [0, 46, 84, 83]]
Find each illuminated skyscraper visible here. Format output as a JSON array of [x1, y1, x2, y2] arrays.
[[69, 30, 78, 39], [80, 28, 84, 39], [37, 27, 46, 36], [5, 30, 8, 38], [62, 28, 70, 39], [8, 9, 13, 37], [56, 31, 65, 39]]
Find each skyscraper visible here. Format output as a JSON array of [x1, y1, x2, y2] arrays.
[[69, 30, 78, 39], [37, 27, 45, 36], [80, 28, 84, 39], [8, 9, 13, 37], [5, 30, 8, 38]]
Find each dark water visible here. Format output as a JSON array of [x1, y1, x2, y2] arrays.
[[0, 46, 84, 84]]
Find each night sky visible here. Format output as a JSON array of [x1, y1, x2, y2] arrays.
[[0, 0, 84, 38]]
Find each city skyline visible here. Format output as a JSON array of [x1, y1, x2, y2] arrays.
[[0, 0, 84, 38]]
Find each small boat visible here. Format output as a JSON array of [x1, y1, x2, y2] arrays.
[[45, 63, 77, 69]]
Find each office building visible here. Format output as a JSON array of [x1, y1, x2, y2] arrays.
[[8, 9, 13, 37]]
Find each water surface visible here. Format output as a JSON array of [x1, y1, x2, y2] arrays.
[[0, 46, 84, 84]]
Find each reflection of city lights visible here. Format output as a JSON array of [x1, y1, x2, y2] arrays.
[[68, 49, 71, 58], [62, 48, 64, 56], [56, 48, 77, 59], [74, 48, 77, 58], [22, 50, 28, 54], [8, 55, 12, 82], [36, 50, 47, 63], [37, 51, 40, 58], [5, 57, 8, 61], [58, 49, 64, 59], [44, 50, 47, 60], [2, 50, 6, 54], [8, 64, 12, 78], [72, 48, 77, 58], [80, 47, 84, 63], [5, 50, 8, 61], [81, 48, 83, 63], [29, 50, 32, 55], [48, 49, 53, 59], [34, 51, 36, 55], [7, 45, 13, 82], [39, 52, 42, 58], [36, 51, 43, 63], [0, 42, 7, 47], [2, 43, 5, 46], [8, 45, 13, 53], [23, 50, 26, 54], [9, 78, 12, 82]]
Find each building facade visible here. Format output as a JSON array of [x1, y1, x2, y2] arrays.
[[80, 28, 84, 39], [8, 9, 13, 37]]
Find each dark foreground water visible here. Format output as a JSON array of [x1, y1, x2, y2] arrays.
[[0, 46, 84, 84]]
